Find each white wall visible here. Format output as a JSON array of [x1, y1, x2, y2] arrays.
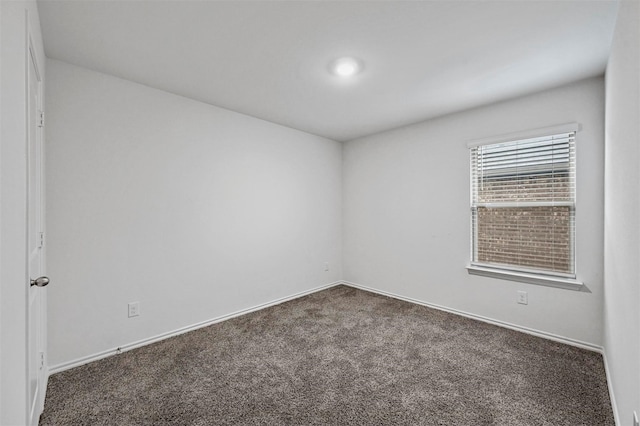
[[343, 77, 605, 346], [0, 0, 46, 424], [604, 0, 640, 423], [46, 60, 342, 368]]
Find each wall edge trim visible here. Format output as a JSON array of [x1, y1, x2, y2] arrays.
[[340, 280, 603, 352], [49, 278, 616, 422], [48, 281, 343, 375], [601, 349, 621, 426]]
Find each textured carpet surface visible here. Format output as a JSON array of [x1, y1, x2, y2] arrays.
[[40, 285, 613, 425]]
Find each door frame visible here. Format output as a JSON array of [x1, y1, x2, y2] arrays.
[[0, 3, 47, 425], [26, 27, 47, 426]]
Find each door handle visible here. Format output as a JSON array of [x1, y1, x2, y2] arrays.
[[30, 276, 49, 287]]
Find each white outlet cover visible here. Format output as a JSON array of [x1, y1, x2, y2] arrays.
[[517, 291, 528, 305], [128, 302, 140, 317]]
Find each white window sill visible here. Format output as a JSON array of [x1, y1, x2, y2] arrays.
[[466, 265, 586, 291]]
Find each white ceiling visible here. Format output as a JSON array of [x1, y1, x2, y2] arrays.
[[38, 0, 619, 142]]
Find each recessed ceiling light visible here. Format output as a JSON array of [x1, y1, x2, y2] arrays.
[[331, 57, 362, 77]]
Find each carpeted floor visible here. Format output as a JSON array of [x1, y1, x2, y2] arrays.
[[40, 285, 614, 425]]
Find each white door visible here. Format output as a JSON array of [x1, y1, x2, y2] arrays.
[[27, 40, 47, 426]]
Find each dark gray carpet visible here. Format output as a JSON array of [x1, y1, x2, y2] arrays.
[[40, 285, 614, 425]]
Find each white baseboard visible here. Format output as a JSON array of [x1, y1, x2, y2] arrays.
[[47, 279, 618, 424], [341, 281, 623, 424], [48, 281, 342, 375], [340, 280, 603, 353], [601, 350, 621, 426]]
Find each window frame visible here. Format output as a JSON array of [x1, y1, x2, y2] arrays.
[[466, 123, 584, 291]]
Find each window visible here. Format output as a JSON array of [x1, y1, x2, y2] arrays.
[[468, 125, 578, 286]]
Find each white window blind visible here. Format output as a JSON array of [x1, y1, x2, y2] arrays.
[[470, 131, 576, 277]]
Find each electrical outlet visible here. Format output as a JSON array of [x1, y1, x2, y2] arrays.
[[128, 302, 140, 318], [633, 411, 639, 426], [517, 291, 528, 305], [324, 262, 330, 272]]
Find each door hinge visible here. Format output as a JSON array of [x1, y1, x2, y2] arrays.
[[39, 352, 45, 369], [38, 110, 44, 128], [39, 232, 44, 248]]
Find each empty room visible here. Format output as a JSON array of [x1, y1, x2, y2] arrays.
[[1, 0, 638, 425]]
